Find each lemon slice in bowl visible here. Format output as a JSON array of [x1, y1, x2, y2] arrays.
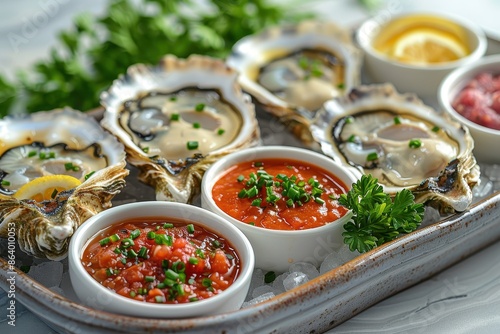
[[13, 175, 82, 201], [391, 28, 469, 64]]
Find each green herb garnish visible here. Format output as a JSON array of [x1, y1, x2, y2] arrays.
[[264, 271, 276, 283], [195, 103, 205, 112], [338, 174, 424, 253], [0, 0, 313, 118], [409, 139, 422, 148], [187, 141, 198, 150]]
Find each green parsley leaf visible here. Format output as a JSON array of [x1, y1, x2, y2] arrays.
[[338, 174, 424, 253]]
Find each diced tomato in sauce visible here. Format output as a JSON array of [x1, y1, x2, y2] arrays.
[[81, 219, 240, 304], [212, 158, 349, 230], [452, 72, 500, 130]]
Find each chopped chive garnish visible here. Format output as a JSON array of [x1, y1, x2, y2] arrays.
[[1, 180, 10, 186], [121, 238, 134, 248], [188, 257, 199, 265], [169, 96, 177, 102], [163, 223, 174, 229], [155, 234, 173, 246], [138, 247, 148, 259], [39, 152, 46, 159], [170, 113, 180, 121], [394, 117, 401, 124], [48, 152, 56, 159], [251, 198, 262, 207], [212, 240, 221, 248], [264, 271, 276, 283], [84, 171, 95, 180], [337, 82, 345, 89], [155, 296, 165, 303], [130, 291, 136, 297], [254, 161, 263, 167], [195, 249, 205, 259], [195, 103, 205, 112], [113, 247, 122, 255], [409, 139, 422, 148], [120, 257, 127, 264], [127, 249, 138, 258], [237, 175, 244, 182], [347, 134, 356, 143], [99, 237, 110, 246], [172, 261, 185, 273], [165, 269, 179, 280], [105, 268, 115, 277], [189, 297, 199, 302], [217, 128, 225, 135], [110, 234, 120, 242], [314, 197, 325, 205], [51, 189, 58, 198], [248, 222, 255, 226], [193, 122, 201, 129], [161, 259, 169, 268], [345, 116, 354, 124], [187, 141, 198, 150], [130, 229, 141, 239], [28, 150, 37, 157], [186, 224, 195, 234], [367, 152, 379, 161], [142, 147, 150, 153], [64, 162, 80, 171], [298, 57, 309, 69], [432, 125, 440, 132], [145, 275, 155, 282], [147, 231, 156, 239], [202, 278, 212, 287]]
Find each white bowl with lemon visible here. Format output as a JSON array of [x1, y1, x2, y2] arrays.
[[356, 12, 487, 100]]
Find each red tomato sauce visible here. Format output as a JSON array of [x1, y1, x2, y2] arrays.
[[452, 72, 500, 130], [81, 219, 240, 304], [212, 158, 350, 230]]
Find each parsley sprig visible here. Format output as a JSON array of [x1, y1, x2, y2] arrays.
[[0, 0, 313, 117], [338, 174, 425, 253]]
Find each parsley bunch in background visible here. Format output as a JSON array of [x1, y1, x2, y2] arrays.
[[338, 174, 425, 253], [0, 0, 312, 117]]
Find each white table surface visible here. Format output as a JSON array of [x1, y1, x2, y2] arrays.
[[1, 1, 500, 333]]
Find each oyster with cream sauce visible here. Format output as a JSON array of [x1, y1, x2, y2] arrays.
[[0, 108, 128, 259], [311, 84, 480, 214], [101, 55, 259, 203], [227, 20, 361, 144]]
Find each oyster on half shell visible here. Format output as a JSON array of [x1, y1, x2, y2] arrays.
[[101, 55, 259, 203], [310, 84, 480, 214], [226, 20, 361, 144], [0, 108, 128, 259]]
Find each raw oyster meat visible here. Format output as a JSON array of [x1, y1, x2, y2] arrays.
[[101, 54, 259, 203], [310, 84, 480, 214], [0, 108, 128, 259], [226, 20, 361, 143]]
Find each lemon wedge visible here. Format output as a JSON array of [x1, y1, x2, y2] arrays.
[[14, 175, 82, 201], [391, 29, 469, 64]]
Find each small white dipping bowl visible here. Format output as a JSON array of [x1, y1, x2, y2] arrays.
[[201, 146, 358, 273], [356, 12, 487, 100], [68, 201, 254, 318], [438, 54, 500, 164]]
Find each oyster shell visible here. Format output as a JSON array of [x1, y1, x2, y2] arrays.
[[310, 84, 480, 214], [101, 54, 259, 203], [226, 20, 361, 144], [0, 108, 128, 259]]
